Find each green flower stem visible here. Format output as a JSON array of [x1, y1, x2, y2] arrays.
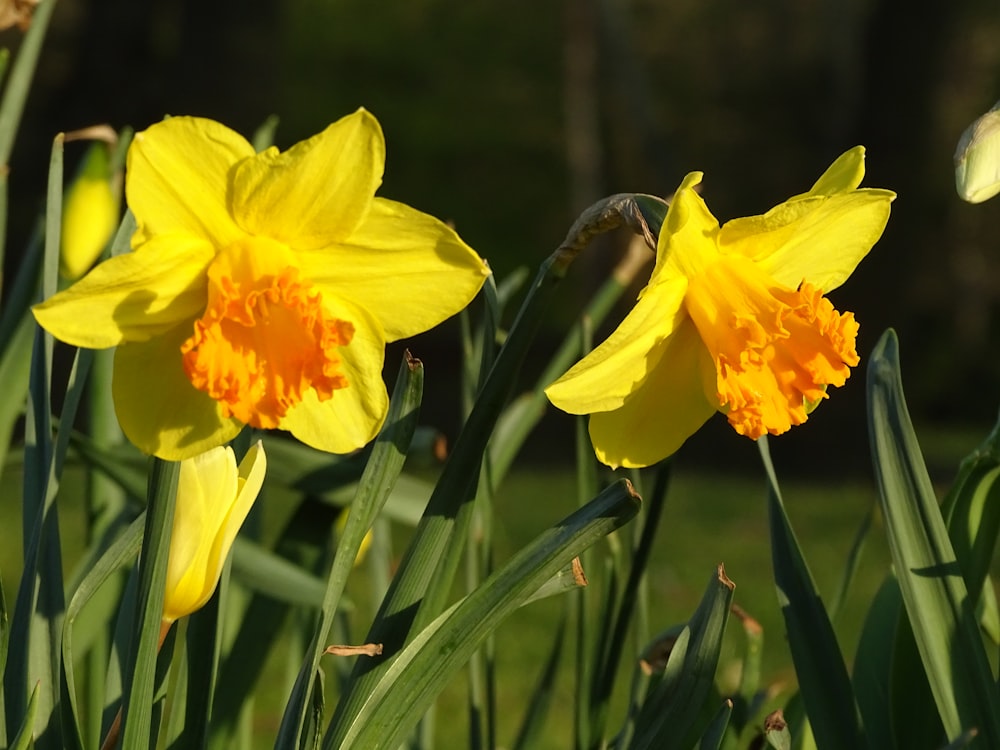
[[0, 0, 56, 168], [326, 193, 663, 748], [571, 317, 598, 750], [0, 0, 56, 299], [118, 458, 179, 750]]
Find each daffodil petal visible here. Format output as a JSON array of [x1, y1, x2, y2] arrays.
[[164, 442, 265, 622], [230, 109, 384, 250], [236, 441, 267, 505], [735, 189, 894, 292], [113, 324, 242, 460], [207, 441, 266, 592], [127, 117, 252, 247], [801, 146, 867, 197], [297, 198, 489, 341], [657, 172, 721, 279], [588, 320, 716, 468], [167, 445, 240, 619], [717, 195, 825, 263], [33, 233, 215, 348], [546, 277, 688, 414], [281, 295, 388, 454]]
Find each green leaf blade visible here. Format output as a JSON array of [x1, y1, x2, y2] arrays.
[[760, 437, 866, 750], [335, 479, 641, 749], [866, 329, 1000, 746]]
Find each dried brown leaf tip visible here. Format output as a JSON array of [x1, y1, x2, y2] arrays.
[[323, 643, 383, 658], [764, 709, 786, 733], [0, 0, 39, 31], [716, 562, 735, 591]]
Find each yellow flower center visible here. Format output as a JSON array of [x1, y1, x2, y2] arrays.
[[684, 254, 859, 439], [181, 237, 354, 429]]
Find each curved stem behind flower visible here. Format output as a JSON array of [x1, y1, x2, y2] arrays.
[[552, 193, 665, 275]]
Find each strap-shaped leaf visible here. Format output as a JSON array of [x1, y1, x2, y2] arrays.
[[61, 514, 144, 750], [760, 436, 866, 749], [331, 479, 640, 749], [698, 699, 733, 750], [627, 564, 734, 750], [851, 574, 902, 750], [867, 329, 1000, 745], [940, 416, 1000, 609]]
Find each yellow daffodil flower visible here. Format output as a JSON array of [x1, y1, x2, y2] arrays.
[[33, 110, 488, 459], [162, 441, 266, 623], [546, 147, 895, 468], [60, 142, 120, 280]]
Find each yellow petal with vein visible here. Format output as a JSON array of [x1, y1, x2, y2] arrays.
[[281, 295, 388, 454], [588, 320, 716, 468], [127, 117, 252, 247], [299, 198, 488, 342], [33, 233, 214, 348], [657, 172, 721, 280], [546, 277, 687, 415], [113, 325, 242, 460], [231, 109, 384, 249], [744, 189, 894, 292]]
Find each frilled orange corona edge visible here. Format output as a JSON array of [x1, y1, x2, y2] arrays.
[[686, 255, 859, 440], [181, 237, 355, 429]]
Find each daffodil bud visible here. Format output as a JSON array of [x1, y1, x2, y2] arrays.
[[162, 441, 266, 623], [60, 142, 120, 280], [955, 100, 1000, 204], [335, 508, 373, 567]]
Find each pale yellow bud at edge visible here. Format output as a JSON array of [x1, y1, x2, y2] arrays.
[[955, 99, 1000, 204], [60, 143, 120, 279]]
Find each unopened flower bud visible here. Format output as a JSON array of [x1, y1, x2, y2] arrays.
[[61, 142, 120, 280], [163, 441, 266, 623], [955, 100, 1000, 204]]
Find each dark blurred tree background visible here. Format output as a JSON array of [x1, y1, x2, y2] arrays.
[[7, 0, 1000, 473]]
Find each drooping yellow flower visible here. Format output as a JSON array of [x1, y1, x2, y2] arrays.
[[546, 147, 895, 468], [33, 110, 489, 459], [163, 441, 266, 623], [61, 142, 120, 280]]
